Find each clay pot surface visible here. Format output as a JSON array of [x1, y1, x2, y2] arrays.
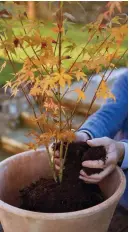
[[0, 149, 126, 232]]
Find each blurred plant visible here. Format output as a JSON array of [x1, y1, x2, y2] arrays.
[[0, 1, 128, 182]]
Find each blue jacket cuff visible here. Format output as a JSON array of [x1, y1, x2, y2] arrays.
[[121, 142, 128, 170]]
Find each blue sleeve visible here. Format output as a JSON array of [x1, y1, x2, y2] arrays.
[[78, 70, 128, 138], [121, 139, 128, 170]]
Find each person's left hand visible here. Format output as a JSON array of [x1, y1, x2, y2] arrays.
[[79, 137, 125, 184]]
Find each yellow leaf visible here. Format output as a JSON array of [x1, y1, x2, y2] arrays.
[[44, 98, 58, 112], [75, 88, 86, 101], [11, 88, 19, 97], [30, 86, 41, 96], [53, 70, 72, 88], [57, 130, 76, 142], [31, 32, 42, 46], [59, 78, 65, 88], [96, 80, 115, 101], [26, 142, 37, 150], [74, 70, 87, 81], [0, 61, 7, 73], [35, 55, 58, 66], [39, 132, 55, 146], [71, 62, 85, 71], [110, 24, 128, 44], [4, 80, 12, 93], [34, 113, 47, 124], [52, 27, 64, 33]]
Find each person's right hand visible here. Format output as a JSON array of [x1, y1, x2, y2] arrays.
[[79, 137, 125, 183], [54, 132, 90, 170]]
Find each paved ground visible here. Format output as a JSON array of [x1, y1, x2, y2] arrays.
[[0, 205, 127, 232], [108, 206, 128, 232]]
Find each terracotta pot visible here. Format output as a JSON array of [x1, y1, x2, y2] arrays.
[[0, 149, 126, 232]]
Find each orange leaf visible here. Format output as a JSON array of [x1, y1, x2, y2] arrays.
[[75, 88, 86, 101], [96, 80, 115, 101], [52, 27, 64, 33], [74, 71, 87, 81]]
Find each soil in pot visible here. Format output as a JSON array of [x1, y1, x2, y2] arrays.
[[20, 142, 106, 213]]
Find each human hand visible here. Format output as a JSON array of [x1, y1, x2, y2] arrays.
[[54, 132, 90, 170], [79, 137, 125, 183]]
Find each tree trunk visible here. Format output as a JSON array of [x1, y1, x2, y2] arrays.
[[27, 1, 36, 20]]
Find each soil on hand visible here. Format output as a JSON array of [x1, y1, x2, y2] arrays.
[[20, 142, 106, 213]]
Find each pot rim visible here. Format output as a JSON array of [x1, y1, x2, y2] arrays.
[[0, 149, 126, 220]]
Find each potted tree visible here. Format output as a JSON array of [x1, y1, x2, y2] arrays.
[[0, 1, 127, 232]]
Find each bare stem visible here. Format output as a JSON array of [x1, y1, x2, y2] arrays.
[[58, 2, 63, 132], [59, 140, 64, 182], [46, 145, 57, 182]]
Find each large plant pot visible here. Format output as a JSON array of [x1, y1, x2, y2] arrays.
[[0, 149, 126, 232]]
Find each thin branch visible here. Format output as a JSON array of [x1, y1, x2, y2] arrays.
[[0, 35, 43, 133], [75, 49, 128, 131], [68, 30, 97, 73], [62, 37, 114, 129], [105, 49, 128, 81], [61, 35, 114, 103], [19, 16, 50, 75]]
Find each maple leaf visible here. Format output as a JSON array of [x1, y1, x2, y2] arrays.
[[0, 61, 7, 73], [74, 70, 87, 81], [24, 58, 33, 69], [14, 67, 35, 89], [39, 132, 55, 146], [27, 130, 39, 140], [84, 53, 117, 73], [44, 98, 58, 113], [96, 80, 115, 101], [0, 40, 16, 56], [74, 88, 86, 101], [64, 43, 76, 53], [26, 142, 37, 150], [30, 32, 42, 46], [34, 55, 58, 67], [52, 27, 64, 33], [30, 86, 42, 96], [59, 78, 65, 88], [34, 113, 47, 125], [106, 53, 119, 63], [4, 80, 12, 93], [11, 87, 19, 97], [71, 62, 85, 71], [53, 70, 73, 88], [57, 130, 76, 142], [110, 24, 128, 45], [111, 16, 121, 26]]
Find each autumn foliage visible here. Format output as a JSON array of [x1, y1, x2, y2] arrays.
[[0, 1, 128, 182]]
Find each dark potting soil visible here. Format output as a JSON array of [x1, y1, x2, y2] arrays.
[[20, 142, 106, 213]]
